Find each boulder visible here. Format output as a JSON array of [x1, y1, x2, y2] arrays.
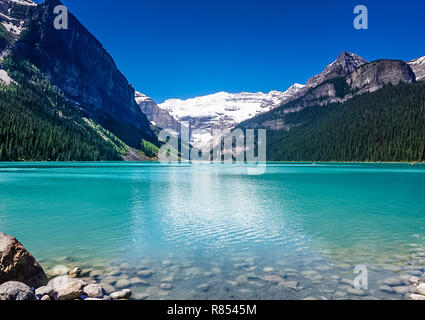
[[0, 281, 36, 300], [0, 233, 48, 288], [110, 289, 132, 300], [417, 283, 425, 295]]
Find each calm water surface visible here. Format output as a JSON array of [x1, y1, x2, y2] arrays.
[[1, 162, 425, 300]]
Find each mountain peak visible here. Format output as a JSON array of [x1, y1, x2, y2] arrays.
[[408, 55, 425, 81], [306, 52, 367, 89]]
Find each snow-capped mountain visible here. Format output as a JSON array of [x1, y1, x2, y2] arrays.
[[0, 0, 36, 38], [408, 55, 425, 81], [157, 84, 304, 147]]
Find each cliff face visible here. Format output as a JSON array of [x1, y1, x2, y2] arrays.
[[10, 0, 155, 147], [408, 56, 425, 81], [135, 91, 181, 133], [347, 60, 416, 94]]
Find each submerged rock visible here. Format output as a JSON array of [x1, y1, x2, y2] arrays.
[[0, 233, 48, 288], [110, 289, 132, 300], [0, 281, 36, 300], [48, 276, 86, 300]]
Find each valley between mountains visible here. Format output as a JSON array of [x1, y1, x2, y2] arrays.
[[0, 0, 424, 162]]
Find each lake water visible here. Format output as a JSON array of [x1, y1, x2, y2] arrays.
[[1, 162, 425, 300]]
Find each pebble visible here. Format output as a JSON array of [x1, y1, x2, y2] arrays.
[[278, 281, 298, 290], [211, 267, 221, 275], [99, 283, 115, 294], [35, 286, 54, 298], [129, 277, 145, 285], [41, 295, 51, 301], [263, 267, 274, 273], [138, 270, 154, 278], [262, 275, 284, 284], [69, 267, 82, 278], [162, 276, 175, 283], [410, 294, 425, 300]]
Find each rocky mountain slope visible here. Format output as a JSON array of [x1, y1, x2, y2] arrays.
[[157, 84, 304, 147], [1, 0, 156, 149], [240, 54, 416, 131], [408, 56, 425, 81], [135, 91, 181, 134]]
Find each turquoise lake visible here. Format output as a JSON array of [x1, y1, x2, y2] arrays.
[[1, 162, 425, 300]]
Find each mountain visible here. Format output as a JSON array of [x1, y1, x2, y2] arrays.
[[304, 51, 367, 89], [158, 84, 304, 147], [408, 56, 425, 81], [265, 81, 425, 162], [4, 0, 156, 148], [135, 91, 181, 134], [240, 54, 416, 132]]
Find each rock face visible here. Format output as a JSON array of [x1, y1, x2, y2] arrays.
[[305, 51, 367, 89], [135, 91, 181, 133], [0, 281, 36, 300], [408, 56, 425, 81], [0, 232, 48, 288], [6, 0, 155, 148], [0, 0, 36, 51], [346, 60, 416, 94]]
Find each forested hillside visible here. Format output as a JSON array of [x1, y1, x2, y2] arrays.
[[266, 82, 425, 162], [0, 55, 125, 161]]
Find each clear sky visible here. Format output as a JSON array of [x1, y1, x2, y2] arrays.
[[38, 0, 425, 103]]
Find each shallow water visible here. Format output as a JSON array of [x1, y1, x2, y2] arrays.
[[1, 162, 425, 299]]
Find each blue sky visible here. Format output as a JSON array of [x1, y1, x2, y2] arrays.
[[42, 0, 425, 102]]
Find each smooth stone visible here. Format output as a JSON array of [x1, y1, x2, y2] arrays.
[[346, 288, 366, 296], [417, 283, 425, 295], [84, 284, 104, 298], [162, 260, 173, 266], [263, 267, 274, 273], [160, 283, 173, 290], [406, 269, 422, 276], [302, 297, 318, 300], [134, 292, 149, 300], [235, 275, 248, 285], [410, 294, 425, 300], [204, 272, 214, 277], [335, 291, 347, 297], [48, 276, 86, 292], [161, 276, 175, 283], [89, 270, 103, 278], [315, 265, 331, 271], [119, 263, 129, 269], [382, 278, 402, 286], [99, 283, 115, 294], [393, 286, 409, 295], [197, 284, 210, 292], [129, 277, 145, 285], [52, 265, 69, 276], [115, 279, 130, 289], [0, 281, 36, 300], [246, 273, 260, 280], [55, 282, 84, 300], [185, 267, 203, 277], [35, 286, 54, 298], [41, 295, 51, 301], [110, 289, 132, 300], [379, 285, 394, 293], [138, 270, 154, 278]]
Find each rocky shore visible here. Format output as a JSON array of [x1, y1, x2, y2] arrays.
[[2, 232, 425, 301], [0, 233, 131, 300]]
